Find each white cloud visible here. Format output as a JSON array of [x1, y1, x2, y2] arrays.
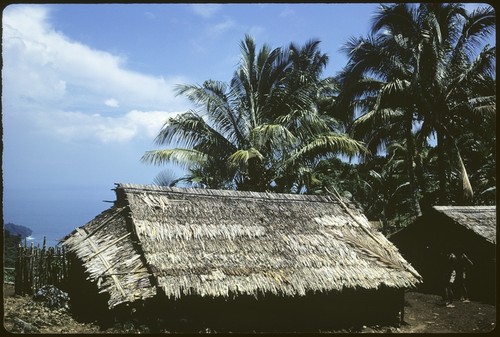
[[104, 98, 120, 108], [188, 17, 237, 55], [190, 4, 221, 19], [45, 109, 181, 144], [2, 4, 190, 144], [208, 18, 236, 37]]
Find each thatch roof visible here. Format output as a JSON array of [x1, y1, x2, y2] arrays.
[[433, 206, 496, 244], [62, 183, 420, 308]]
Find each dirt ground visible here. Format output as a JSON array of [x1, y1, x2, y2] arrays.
[[2, 284, 496, 334], [397, 291, 496, 333]]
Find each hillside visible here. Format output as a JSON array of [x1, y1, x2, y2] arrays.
[[4, 223, 33, 239]]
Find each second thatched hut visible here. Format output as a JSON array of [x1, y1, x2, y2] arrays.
[[389, 205, 495, 303]]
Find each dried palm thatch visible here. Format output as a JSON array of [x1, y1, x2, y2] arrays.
[[433, 206, 496, 244], [62, 207, 156, 308], [62, 183, 421, 308]]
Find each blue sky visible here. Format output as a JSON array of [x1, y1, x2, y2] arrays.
[[2, 3, 493, 246]]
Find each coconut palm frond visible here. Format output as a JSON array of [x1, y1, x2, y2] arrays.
[[287, 133, 367, 166], [141, 149, 207, 168], [175, 82, 247, 147], [343, 229, 406, 271], [250, 123, 297, 150], [152, 169, 185, 187], [371, 3, 418, 38], [325, 185, 422, 280], [392, 181, 411, 196], [480, 186, 495, 195], [227, 148, 264, 171], [447, 48, 496, 102], [153, 111, 206, 146], [354, 108, 404, 128], [155, 110, 238, 156], [461, 5, 496, 48], [456, 147, 474, 202], [175, 81, 227, 108], [383, 78, 411, 95], [472, 103, 496, 115], [275, 109, 332, 140], [352, 108, 405, 149]]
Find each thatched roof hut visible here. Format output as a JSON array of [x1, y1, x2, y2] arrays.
[[389, 205, 496, 302], [432, 206, 496, 243], [62, 183, 420, 331]]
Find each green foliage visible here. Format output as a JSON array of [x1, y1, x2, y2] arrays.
[[3, 230, 21, 268], [4, 230, 21, 283], [336, 3, 495, 229]]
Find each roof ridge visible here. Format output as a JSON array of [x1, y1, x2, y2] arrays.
[[115, 183, 341, 204], [433, 205, 496, 209]]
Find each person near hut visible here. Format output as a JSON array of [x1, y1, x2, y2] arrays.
[[455, 251, 473, 303], [443, 252, 457, 308]]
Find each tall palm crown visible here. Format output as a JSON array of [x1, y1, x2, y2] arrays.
[[142, 35, 365, 192], [338, 3, 495, 205], [410, 3, 495, 204]]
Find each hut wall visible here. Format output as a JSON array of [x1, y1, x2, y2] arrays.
[[118, 288, 403, 332], [65, 254, 114, 325]]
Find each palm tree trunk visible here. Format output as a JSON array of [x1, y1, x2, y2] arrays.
[[405, 111, 421, 217], [437, 128, 448, 204]]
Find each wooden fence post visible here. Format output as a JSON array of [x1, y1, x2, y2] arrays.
[[14, 243, 22, 295]]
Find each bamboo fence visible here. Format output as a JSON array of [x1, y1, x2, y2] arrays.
[[14, 237, 70, 296]]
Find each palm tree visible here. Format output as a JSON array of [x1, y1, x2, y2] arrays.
[[143, 35, 366, 192], [337, 10, 421, 216], [411, 3, 496, 204], [338, 3, 495, 207]]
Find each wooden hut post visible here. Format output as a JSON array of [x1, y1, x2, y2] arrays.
[[47, 246, 52, 285], [26, 241, 34, 295], [33, 242, 39, 292], [15, 243, 22, 295], [400, 289, 405, 324], [61, 246, 67, 288], [22, 241, 29, 295], [38, 239, 46, 289]]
